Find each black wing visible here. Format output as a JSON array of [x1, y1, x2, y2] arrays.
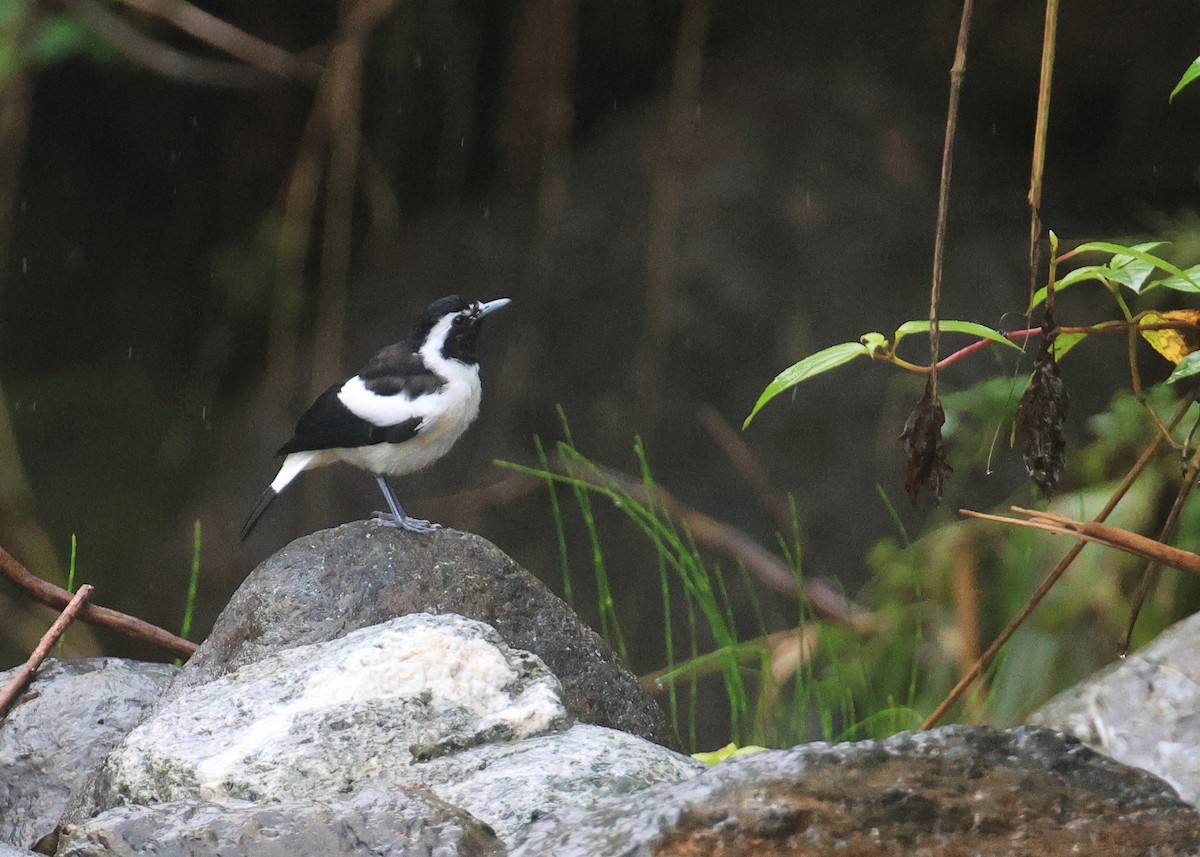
[[358, 344, 444, 397], [277, 382, 422, 454], [277, 345, 444, 454]]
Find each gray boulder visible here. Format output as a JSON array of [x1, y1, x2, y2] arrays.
[[1028, 608, 1200, 804], [176, 523, 676, 749], [87, 614, 700, 845], [57, 788, 503, 857], [512, 725, 1200, 856], [0, 658, 176, 850], [0, 845, 41, 857]]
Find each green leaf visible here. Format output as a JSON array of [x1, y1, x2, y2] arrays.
[[1145, 264, 1200, 295], [1168, 350, 1200, 384], [1050, 332, 1086, 360], [1073, 241, 1194, 285], [692, 743, 769, 764], [894, 319, 1023, 352], [1030, 264, 1113, 310], [1171, 55, 1200, 102], [744, 342, 870, 428]]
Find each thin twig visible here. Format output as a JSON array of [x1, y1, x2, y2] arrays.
[[921, 396, 1193, 729], [1027, 0, 1059, 300], [563, 460, 874, 627], [115, 0, 320, 81], [1121, 438, 1200, 651], [0, 584, 94, 720], [0, 545, 197, 658], [697, 405, 794, 534], [639, 624, 822, 694], [962, 506, 1200, 576], [635, 0, 712, 426], [63, 0, 274, 88], [927, 0, 977, 398]]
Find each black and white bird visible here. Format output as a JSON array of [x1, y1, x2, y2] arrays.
[[240, 294, 510, 540]]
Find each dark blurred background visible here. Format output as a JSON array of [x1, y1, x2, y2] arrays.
[[2, 0, 1200, 746]]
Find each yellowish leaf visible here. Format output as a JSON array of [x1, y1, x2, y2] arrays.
[[1140, 310, 1200, 364]]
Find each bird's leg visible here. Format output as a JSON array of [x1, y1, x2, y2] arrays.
[[372, 475, 440, 533]]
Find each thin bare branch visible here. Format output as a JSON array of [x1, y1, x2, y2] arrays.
[[0, 545, 197, 658], [1027, 0, 1060, 299], [63, 0, 272, 88], [697, 405, 794, 534], [927, 0, 977, 396], [563, 459, 873, 627], [115, 0, 321, 81], [0, 585, 94, 720], [921, 396, 1193, 729], [962, 506, 1200, 576]]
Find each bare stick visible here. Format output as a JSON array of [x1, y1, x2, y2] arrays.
[[697, 404, 794, 534], [1028, 0, 1060, 299], [921, 396, 1193, 729], [0, 585, 94, 719], [0, 545, 197, 658], [927, 0, 977, 397], [1121, 440, 1200, 651], [562, 459, 874, 628], [116, 0, 320, 81], [962, 506, 1200, 576], [63, 0, 271, 88]]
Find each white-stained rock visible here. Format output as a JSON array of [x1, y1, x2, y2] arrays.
[[96, 613, 568, 806]]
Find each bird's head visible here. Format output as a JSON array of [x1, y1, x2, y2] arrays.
[[413, 294, 511, 364]]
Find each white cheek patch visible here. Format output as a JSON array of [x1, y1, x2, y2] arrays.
[[337, 375, 428, 428]]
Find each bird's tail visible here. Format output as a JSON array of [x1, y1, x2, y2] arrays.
[[240, 488, 279, 541], [240, 450, 318, 541]]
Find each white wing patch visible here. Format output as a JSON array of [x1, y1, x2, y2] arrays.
[[337, 375, 429, 427]]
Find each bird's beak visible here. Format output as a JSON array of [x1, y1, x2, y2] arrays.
[[477, 298, 511, 318]]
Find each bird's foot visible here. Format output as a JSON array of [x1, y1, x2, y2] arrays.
[[372, 511, 442, 533]]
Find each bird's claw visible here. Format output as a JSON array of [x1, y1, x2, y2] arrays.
[[372, 511, 442, 533]]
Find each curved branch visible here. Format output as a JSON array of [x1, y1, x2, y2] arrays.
[[0, 545, 196, 658]]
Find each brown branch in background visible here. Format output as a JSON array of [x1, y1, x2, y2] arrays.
[[265, 95, 328, 396], [115, 0, 321, 81], [950, 534, 983, 720], [1027, 0, 1060, 300], [1121, 437, 1200, 651], [62, 0, 273, 88], [639, 624, 821, 695], [697, 405, 795, 534], [927, 0, 977, 397], [0, 584, 93, 720], [309, 0, 399, 396], [635, 0, 712, 428], [962, 506, 1200, 576], [563, 459, 875, 629], [920, 397, 1192, 729], [0, 545, 197, 659]]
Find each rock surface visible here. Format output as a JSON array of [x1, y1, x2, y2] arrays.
[[1028, 608, 1200, 805], [85, 613, 701, 844], [0, 658, 177, 850], [57, 788, 503, 857], [512, 725, 1200, 856], [177, 523, 676, 748], [0, 845, 41, 857]]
